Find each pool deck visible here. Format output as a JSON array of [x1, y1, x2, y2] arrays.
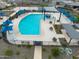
[[13, 12, 55, 41], [4, 7, 79, 46]]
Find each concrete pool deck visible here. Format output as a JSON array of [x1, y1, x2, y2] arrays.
[[13, 12, 55, 41], [4, 7, 79, 46]]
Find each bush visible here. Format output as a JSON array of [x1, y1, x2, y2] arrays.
[[73, 56, 78, 59], [4, 49, 13, 56], [42, 48, 46, 52], [27, 44, 32, 48], [48, 55, 51, 59], [54, 25, 62, 34], [17, 44, 22, 47], [75, 16, 79, 23], [51, 48, 60, 57], [76, 16, 79, 20], [16, 51, 20, 55]]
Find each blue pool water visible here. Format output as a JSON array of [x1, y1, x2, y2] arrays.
[[19, 14, 44, 35]]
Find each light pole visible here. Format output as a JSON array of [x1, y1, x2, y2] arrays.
[[59, 12, 62, 22], [44, 8, 45, 21], [42, 7, 45, 21]]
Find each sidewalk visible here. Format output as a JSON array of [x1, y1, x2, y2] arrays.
[[34, 46, 42, 59]]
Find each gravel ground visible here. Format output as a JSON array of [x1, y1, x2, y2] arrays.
[[0, 39, 34, 59], [42, 46, 79, 59]]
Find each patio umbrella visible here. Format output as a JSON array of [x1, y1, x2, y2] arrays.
[[1, 20, 13, 32]]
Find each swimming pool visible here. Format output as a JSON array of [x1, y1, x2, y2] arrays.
[[19, 14, 44, 35]]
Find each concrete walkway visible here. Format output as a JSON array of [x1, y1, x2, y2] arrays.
[[34, 46, 42, 59]]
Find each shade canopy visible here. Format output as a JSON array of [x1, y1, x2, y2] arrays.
[[62, 1, 79, 6], [62, 24, 79, 39]]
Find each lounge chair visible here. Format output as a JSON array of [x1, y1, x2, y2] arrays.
[[49, 27, 53, 31], [49, 21, 52, 24]]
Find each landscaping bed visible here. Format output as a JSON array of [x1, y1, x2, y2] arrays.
[[43, 46, 60, 59], [53, 25, 63, 34], [42, 46, 79, 59], [73, 16, 79, 23], [42, 46, 69, 59], [59, 38, 68, 47], [0, 40, 34, 59]]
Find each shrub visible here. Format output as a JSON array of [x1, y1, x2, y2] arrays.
[[17, 44, 21, 47], [42, 48, 46, 52], [73, 56, 78, 59], [48, 55, 51, 59], [75, 16, 79, 23], [51, 48, 60, 57], [16, 51, 20, 55], [27, 44, 32, 48], [76, 16, 79, 20], [4, 49, 13, 56]]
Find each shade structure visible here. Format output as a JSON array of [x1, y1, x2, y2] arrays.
[[62, 24, 79, 39]]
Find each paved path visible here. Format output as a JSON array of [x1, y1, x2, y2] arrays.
[[34, 46, 42, 59]]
